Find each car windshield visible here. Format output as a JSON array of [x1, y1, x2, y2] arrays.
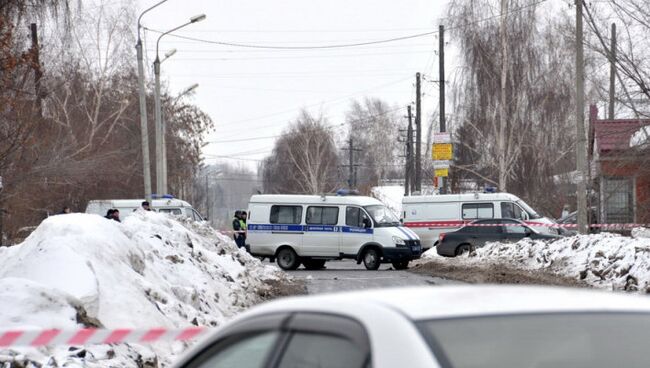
[[364, 205, 399, 227], [516, 200, 541, 219], [418, 313, 650, 368]]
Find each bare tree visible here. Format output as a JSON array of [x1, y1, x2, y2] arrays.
[[446, 0, 602, 215], [345, 98, 401, 190], [262, 110, 341, 194]]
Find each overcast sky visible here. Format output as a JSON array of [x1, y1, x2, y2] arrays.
[[137, 0, 452, 170]]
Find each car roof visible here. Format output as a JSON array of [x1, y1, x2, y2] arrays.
[[243, 286, 650, 321], [249, 194, 383, 206], [88, 198, 193, 207]]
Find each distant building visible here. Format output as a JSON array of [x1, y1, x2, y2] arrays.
[[590, 105, 650, 224]]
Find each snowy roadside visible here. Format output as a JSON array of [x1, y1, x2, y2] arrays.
[[413, 228, 650, 292], [0, 212, 301, 367]]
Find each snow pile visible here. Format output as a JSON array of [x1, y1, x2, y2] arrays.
[[424, 233, 650, 292], [0, 212, 288, 367], [371, 186, 404, 216], [632, 227, 650, 239]]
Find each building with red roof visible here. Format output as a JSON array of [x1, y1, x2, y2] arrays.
[[590, 105, 650, 224]]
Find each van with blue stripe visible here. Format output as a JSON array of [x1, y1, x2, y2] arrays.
[[247, 194, 422, 271]]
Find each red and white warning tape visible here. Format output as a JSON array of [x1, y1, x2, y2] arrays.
[[404, 221, 648, 229], [0, 327, 209, 348]]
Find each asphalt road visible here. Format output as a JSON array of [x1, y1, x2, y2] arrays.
[[286, 259, 461, 294]]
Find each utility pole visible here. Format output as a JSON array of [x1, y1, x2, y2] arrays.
[[438, 24, 446, 194], [342, 138, 362, 189], [608, 23, 617, 120], [575, 0, 588, 234], [30, 23, 43, 116], [136, 2, 167, 204], [405, 105, 414, 196], [154, 59, 163, 196], [205, 174, 210, 221], [439, 25, 446, 134], [415, 73, 422, 192], [348, 137, 354, 188]]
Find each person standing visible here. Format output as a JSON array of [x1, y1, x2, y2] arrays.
[[232, 210, 245, 249], [239, 211, 248, 252]]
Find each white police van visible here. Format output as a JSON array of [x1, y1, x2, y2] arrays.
[[247, 194, 422, 271], [85, 197, 204, 221]]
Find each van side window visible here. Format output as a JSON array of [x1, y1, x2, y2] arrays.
[[462, 203, 494, 219], [346, 207, 362, 227], [346, 207, 371, 228], [159, 208, 182, 216], [306, 206, 339, 225], [270, 206, 303, 224], [501, 202, 524, 220]]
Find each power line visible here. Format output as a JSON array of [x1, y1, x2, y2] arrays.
[[142, 1, 548, 51], [144, 27, 439, 50], [208, 135, 281, 144]]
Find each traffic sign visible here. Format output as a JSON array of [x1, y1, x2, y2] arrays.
[[432, 143, 452, 160], [435, 168, 449, 177]]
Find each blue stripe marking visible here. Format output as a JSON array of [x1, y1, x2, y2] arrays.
[[305, 225, 338, 232], [396, 226, 415, 240], [248, 224, 303, 232], [248, 224, 373, 234], [403, 227, 419, 240], [341, 227, 374, 234]]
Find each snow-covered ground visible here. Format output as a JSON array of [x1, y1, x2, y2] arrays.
[[422, 228, 650, 292], [0, 211, 288, 367]]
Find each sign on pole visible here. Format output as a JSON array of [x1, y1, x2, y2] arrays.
[[432, 143, 452, 160], [432, 133, 452, 179], [434, 168, 449, 177]]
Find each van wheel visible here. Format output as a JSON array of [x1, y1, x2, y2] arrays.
[[276, 248, 300, 270], [303, 259, 326, 270], [363, 248, 381, 270], [391, 260, 409, 270]]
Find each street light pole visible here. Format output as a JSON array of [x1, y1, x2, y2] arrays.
[[161, 83, 199, 192], [137, 0, 167, 203], [154, 14, 206, 195]]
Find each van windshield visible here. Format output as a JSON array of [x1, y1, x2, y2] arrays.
[[516, 200, 541, 219], [364, 205, 400, 227]]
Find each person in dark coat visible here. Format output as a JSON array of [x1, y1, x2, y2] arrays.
[[105, 209, 115, 219], [141, 201, 152, 211], [111, 209, 121, 222]]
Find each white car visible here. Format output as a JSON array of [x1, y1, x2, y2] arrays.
[[172, 286, 650, 368]]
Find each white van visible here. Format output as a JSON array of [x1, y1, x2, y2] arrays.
[[247, 194, 422, 271], [402, 192, 557, 249], [85, 198, 204, 221]]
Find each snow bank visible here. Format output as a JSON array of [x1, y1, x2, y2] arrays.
[[0, 212, 288, 367], [371, 186, 404, 216], [423, 232, 650, 292]]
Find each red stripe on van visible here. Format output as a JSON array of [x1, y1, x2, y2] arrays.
[[404, 220, 467, 228]]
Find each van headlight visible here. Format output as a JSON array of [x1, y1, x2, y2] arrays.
[[392, 236, 406, 247]]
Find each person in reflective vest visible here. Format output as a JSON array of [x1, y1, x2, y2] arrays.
[[232, 211, 245, 248]]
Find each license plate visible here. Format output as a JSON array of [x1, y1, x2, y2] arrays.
[[411, 245, 421, 252]]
